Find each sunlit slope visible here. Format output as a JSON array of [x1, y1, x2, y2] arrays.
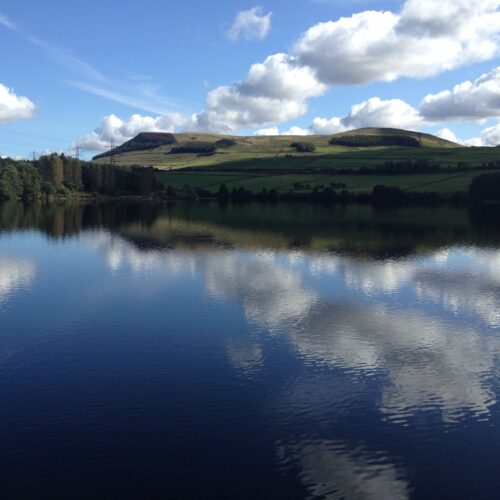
[[90, 128, 498, 171]]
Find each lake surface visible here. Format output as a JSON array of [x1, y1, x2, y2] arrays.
[[1, 201, 500, 499]]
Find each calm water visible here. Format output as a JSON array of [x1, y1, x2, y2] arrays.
[[1, 201, 500, 499]]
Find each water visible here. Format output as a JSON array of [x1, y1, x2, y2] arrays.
[[1, 201, 500, 499]]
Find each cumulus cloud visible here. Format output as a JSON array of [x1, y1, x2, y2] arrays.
[[196, 53, 326, 132], [309, 116, 346, 135], [282, 125, 310, 135], [435, 128, 461, 143], [254, 127, 279, 136], [77, 52, 327, 145], [197, 0, 500, 134], [0, 83, 35, 124], [443, 122, 500, 147], [341, 97, 422, 130], [420, 67, 500, 121], [227, 6, 272, 41], [256, 97, 422, 136], [294, 0, 500, 85], [74, 112, 196, 151], [476, 122, 500, 146]]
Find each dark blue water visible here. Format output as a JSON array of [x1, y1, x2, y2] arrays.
[[1, 202, 500, 499]]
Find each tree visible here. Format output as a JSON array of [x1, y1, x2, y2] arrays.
[[218, 184, 229, 199], [470, 173, 500, 204], [39, 153, 64, 186], [0, 165, 23, 200], [18, 162, 42, 198], [291, 142, 315, 153]]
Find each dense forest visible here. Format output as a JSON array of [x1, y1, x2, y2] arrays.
[[0, 154, 164, 200]]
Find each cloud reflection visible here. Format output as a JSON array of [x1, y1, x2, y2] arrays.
[[225, 336, 264, 379], [0, 254, 35, 304], [83, 232, 500, 422], [289, 303, 497, 422], [279, 440, 409, 500]]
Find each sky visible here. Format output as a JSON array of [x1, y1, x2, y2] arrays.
[[1, 0, 500, 159]]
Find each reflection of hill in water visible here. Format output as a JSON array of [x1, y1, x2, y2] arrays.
[[1, 201, 500, 257]]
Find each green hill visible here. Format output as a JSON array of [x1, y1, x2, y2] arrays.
[[92, 128, 463, 170]]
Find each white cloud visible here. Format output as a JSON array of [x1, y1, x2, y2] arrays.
[[254, 127, 279, 136], [443, 122, 500, 147], [78, 66, 325, 145], [477, 122, 500, 146], [435, 128, 461, 143], [420, 67, 500, 121], [74, 112, 195, 152], [341, 97, 422, 130], [196, 53, 325, 132], [201, 0, 500, 134], [283, 126, 310, 136], [294, 0, 500, 85], [0, 83, 35, 124], [227, 6, 272, 41], [260, 97, 421, 136], [309, 116, 346, 135]]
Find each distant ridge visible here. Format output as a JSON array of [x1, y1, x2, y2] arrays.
[[92, 127, 463, 165]]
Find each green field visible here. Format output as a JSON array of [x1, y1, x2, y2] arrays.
[[157, 170, 484, 195]]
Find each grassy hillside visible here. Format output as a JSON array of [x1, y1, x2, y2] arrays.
[[92, 128, 467, 170]]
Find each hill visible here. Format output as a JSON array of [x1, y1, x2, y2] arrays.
[[92, 128, 464, 170], [330, 128, 459, 148]]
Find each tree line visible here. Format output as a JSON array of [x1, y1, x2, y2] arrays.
[[0, 154, 164, 200]]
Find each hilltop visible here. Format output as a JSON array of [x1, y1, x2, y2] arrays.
[[329, 128, 460, 148]]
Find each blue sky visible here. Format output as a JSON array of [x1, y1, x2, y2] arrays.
[[1, 0, 500, 158]]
